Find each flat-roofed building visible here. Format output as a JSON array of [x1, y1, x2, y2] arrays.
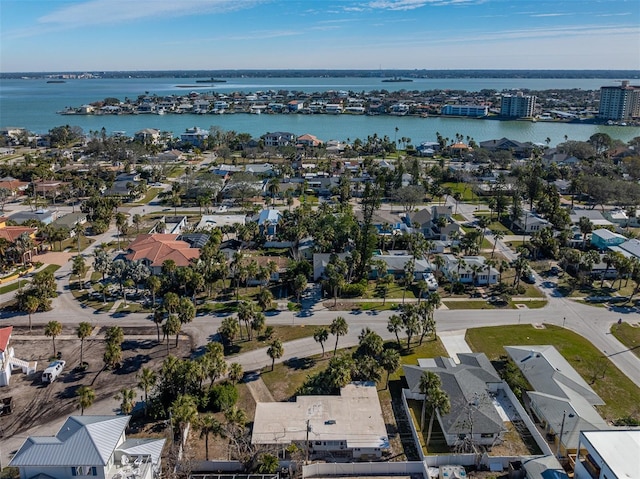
[[575, 430, 640, 479], [598, 80, 640, 121], [500, 92, 536, 118], [251, 382, 389, 460]]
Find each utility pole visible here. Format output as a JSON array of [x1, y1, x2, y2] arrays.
[[557, 410, 566, 458], [305, 419, 310, 464]]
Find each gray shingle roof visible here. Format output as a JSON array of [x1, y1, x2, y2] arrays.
[[404, 353, 505, 438], [10, 416, 130, 467]]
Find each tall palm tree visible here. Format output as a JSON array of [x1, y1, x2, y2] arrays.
[[330, 316, 349, 356], [76, 322, 93, 366], [117, 387, 136, 414], [228, 362, 244, 385], [171, 395, 199, 447], [76, 385, 95, 415], [197, 414, 223, 461], [387, 314, 403, 347], [23, 295, 39, 333], [137, 367, 157, 416], [578, 216, 593, 250], [380, 348, 401, 390], [313, 327, 329, 357], [45, 320, 63, 357], [266, 339, 283, 371], [419, 372, 451, 448], [490, 230, 505, 258]]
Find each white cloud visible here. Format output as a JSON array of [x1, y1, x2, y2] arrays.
[[365, 0, 483, 11]]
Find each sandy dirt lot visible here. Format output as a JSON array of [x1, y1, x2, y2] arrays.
[[0, 326, 191, 438]]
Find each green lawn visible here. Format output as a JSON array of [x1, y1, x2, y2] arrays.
[[465, 324, 640, 422], [443, 300, 511, 310], [224, 325, 320, 357], [131, 187, 163, 205], [611, 322, 640, 359], [0, 278, 30, 295], [513, 300, 548, 309], [50, 236, 94, 253], [556, 277, 636, 299], [442, 182, 481, 203]]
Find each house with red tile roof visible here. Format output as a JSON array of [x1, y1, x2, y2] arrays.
[[0, 216, 38, 264], [125, 234, 200, 274]]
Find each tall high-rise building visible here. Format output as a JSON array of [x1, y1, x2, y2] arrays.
[[500, 92, 536, 118], [598, 80, 640, 121]]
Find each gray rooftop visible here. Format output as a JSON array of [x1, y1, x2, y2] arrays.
[[404, 353, 505, 438], [10, 416, 130, 466]]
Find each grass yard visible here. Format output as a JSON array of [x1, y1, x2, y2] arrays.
[[50, 236, 94, 253], [0, 278, 30, 295], [465, 324, 640, 422], [513, 300, 548, 309], [132, 187, 163, 205], [224, 325, 320, 357], [442, 182, 481, 203], [443, 300, 511, 310], [611, 322, 640, 359]]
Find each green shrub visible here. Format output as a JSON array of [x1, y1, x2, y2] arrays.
[[341, 280, 367, 297], [208, 383, 238, 412]]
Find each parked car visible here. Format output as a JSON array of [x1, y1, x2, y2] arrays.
[[522, 270, 536, 284]]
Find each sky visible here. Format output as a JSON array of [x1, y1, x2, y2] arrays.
[[1, 0, 639, 72]]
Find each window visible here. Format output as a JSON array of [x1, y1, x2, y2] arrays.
[[71, 467, 97, 476]]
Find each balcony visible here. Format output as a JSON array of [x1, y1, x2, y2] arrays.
[[107, 455, 153, 479]]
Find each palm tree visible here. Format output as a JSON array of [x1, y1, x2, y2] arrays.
[[146, 275, 161, 308], [387, 314, 403, 347], [380, 348, 401, 390], [490, 230, 505, 258], [601, 251, 618, 288], [197, 414, 223, 461], [76, 385, 95, 415], [257, 453, 280, 474], [266, 339, 283, 371], [578, 216, 593, 250], [45, 320, 63, 357], [330, 316, 349, 356], [164, 315, 181, 352], [72, 223, 85, 253], [76, 322, 92, 366], [137, 367, 157, 416], [23, 295, 39, 333], [313, 327, 329, 357], [228, 362, 244, 385], [117, 387, 136, 414], [171, 395, 199, 447]]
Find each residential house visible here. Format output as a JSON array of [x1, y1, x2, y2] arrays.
[[0, 326, 37, 387], [156, 149, 183, 163], [542, 151, 580, 167], [479, 137, 533, 158], [124, 234, 200, 275], [313, 252, 351, 281], [160, 216, 188, 235], [51, 212, 87, 236], [505, 345, 610, 459], [590, 229, 627, 250], [262, 131, 296, 148], [245, 255, 289, 286], [570, 209, 614, 228], [196, 214, 247, 231], [252, 382, 389, 460], [104, 173, 143, 200], [180, 127, 208, 148], [244, 163, 275, 177], [0, 177, 30, 197], [0, 216, 38, 263], [513, 212, 550, 234], [416, 141, 440, 157], [574, 430, 640, 479], [134, 128, 161, 144], [441, 255, 498, 285], [521, 456, 568, 479], [609, 238, 640, 260], [296, 133, 322, 148], [432, 205, 453, 222], [371, 255, 433, 280], [252, 209, 282, 237], [32, 179, 68, 203], [403, 353, 507, 447], [10, 415, 165, 479], [9, 209, 58, 225]]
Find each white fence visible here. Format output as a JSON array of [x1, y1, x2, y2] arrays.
[[303, 461, 425, 478]]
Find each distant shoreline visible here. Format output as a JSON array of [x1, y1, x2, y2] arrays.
[[3, 69, 639, 80]]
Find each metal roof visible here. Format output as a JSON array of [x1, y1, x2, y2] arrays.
[[10, 416, 130, 467]]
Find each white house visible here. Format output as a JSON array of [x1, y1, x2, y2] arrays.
[[441, 255, 498, 285], [574, 430, 640, 479], [0, 326, 36, 387], [513, 212, 550, 233], [10, 415, 165, 479], [251, 382, 389, 460]]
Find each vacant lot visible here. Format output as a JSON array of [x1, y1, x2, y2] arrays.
[[2, 326, 191, 437]]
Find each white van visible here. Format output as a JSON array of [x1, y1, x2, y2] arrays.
[[42, 360, 65, 384]]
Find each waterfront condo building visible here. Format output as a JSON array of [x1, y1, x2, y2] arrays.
[[500, 92, 536, 118], [598, 80, 640, 121]]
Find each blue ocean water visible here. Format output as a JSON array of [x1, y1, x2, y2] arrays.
[[1, 77, 638, 145]]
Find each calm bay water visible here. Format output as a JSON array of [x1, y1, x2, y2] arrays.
[[1, 77, 638, 146]]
